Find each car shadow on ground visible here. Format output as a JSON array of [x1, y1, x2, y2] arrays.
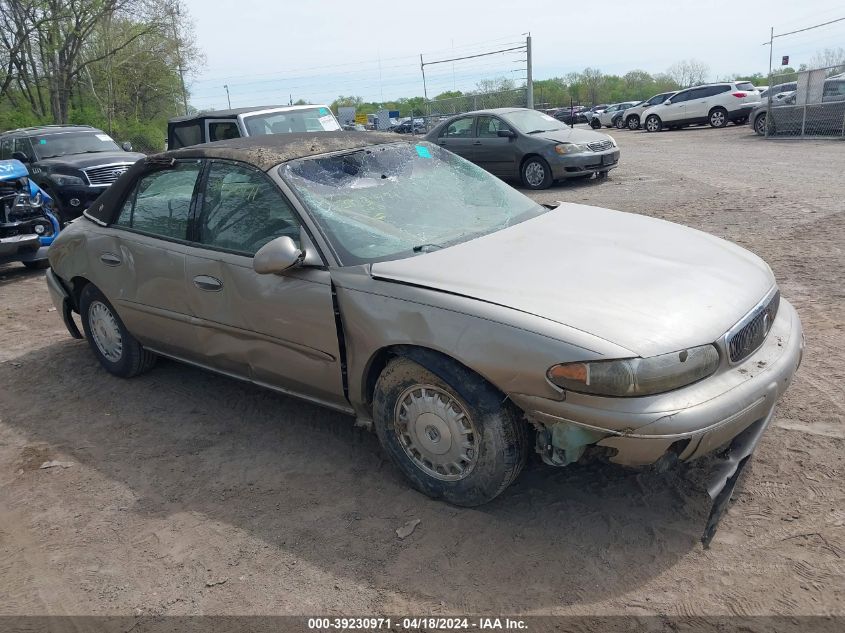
[[1, 339, 713, 611], [0, 264, 45, 288]]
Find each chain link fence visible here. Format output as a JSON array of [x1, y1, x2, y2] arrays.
[[420, 88, 527, 131], [761, 65, 845, 138]]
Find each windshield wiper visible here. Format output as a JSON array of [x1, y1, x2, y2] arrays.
[[526, 128, 563, 134], [412, 243, 443, 253]]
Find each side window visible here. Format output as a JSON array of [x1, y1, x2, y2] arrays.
[[0, 137, 12, 160], [823, 81, 845, 97], [442, 117, 475, 138], [709, 85, 731, 96], [14, 137, 34, 161], [208, 121, 240, 142], [170, 123, 202, 149], [476, 116, 512, 138], [198, 162, 300, 255], [670, 91, 690, 103], [116, 161, 201, 240], [652, 94, 669, 105]]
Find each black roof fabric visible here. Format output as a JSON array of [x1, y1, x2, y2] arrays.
[[84, 132, 404, 225]]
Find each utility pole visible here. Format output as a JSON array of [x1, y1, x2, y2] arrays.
[[170, 1, 189, 115], [224, 84, 231, 109], [526, 33, 534, 110], [766, 26, 773, 138], [420, 54, 428, 101]]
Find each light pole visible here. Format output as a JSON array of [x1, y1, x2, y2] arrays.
[[224, 84, 231, 109]]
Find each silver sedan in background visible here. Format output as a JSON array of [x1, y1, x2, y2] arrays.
[[425, 108, 620, 189]]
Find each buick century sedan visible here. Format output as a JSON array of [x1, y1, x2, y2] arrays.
[[46, 132, 803, 542]]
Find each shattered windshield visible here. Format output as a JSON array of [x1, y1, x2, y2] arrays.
[[281, 141, 546, 265]]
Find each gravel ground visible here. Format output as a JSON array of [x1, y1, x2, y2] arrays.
[[0, 124, 843, 620]]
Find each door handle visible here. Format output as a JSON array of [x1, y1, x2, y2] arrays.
[[99, 253, 121, 266], [193, 275, 223, 291], [437, 141, 446, 145], [473, 141, 482, 145]]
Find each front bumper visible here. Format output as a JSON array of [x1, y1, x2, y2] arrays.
[[0, 234, 44, 266], [549, 149, 620, 178], [45, 268, 83, 338], [513, 298, 803, 467], [54, 186, 105, 218]]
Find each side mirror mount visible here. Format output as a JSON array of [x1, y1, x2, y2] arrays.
[[11, 151, 29, 163], [122, 141, 133, 152], [253, 235, 304, 274], [663, 100, 672, 105], [497, 129, 516, 138]]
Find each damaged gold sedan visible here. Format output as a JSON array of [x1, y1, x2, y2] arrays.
[[45, 132, 803, 544]]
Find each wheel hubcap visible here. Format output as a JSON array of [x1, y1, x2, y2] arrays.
[[394, 384, 479, 481], [712, 111, 725, 126], [525, 161, 545, 187], [629, 117, 638, 129], [89, 300, 123, 362], [756, 116, 766, 134], [647, 118, 658, 131]]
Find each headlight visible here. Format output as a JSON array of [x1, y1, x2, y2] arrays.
[[547, 344, 720, 397], [554, 143, 587, 155], [607, 135, 617, 147], [48, 173, 86, 186]]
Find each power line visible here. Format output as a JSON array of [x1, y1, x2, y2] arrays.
[[762, 16, 845, 44]]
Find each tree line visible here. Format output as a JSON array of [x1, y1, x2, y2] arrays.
[[0, 0, 201, 152]]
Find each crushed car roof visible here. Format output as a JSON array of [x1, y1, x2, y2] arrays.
[[84, 132, 405, 225], [160, 131, 402, 171]]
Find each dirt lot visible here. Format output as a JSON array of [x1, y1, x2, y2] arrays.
[[1, 125, 843, 619]]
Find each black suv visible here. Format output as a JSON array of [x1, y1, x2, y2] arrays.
[[0, 125, 145, 223]]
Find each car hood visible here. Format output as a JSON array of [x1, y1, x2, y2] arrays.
[[532, 127, 613, 144], [370, 204, 774, 358], [36, 151, 145, 170]]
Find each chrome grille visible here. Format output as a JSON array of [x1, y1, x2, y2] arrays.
[[84, 163, 132, 186], [587, 140, 614, 152], [728, 291, 780, 363]]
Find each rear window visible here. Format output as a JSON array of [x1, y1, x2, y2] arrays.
[[736, 82, 756, 92], [170, 123, 201, 149]]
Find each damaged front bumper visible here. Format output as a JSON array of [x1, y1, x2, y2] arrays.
[[513, 298, 804, 544]]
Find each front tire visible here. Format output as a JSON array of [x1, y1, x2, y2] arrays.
[[80, 284, 156, 378], [627, 115, 640, 130], [590, 119, 601, 129], [614, 117, 626, 129], [644, 114, 663, 132], [520, 156, 553, 190], [373, 357, 528, 506], [753, 113, 768, 136], [709, 107, 728, 128]]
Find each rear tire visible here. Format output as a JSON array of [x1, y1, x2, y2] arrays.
[[590, 119, 601, 129], [644, 114, 662, 132], [614, 117, 625, 129], [373, 356, 528, 506], [23, 260, 49, 270], [627, 115, 640, 130], [709, 107, 728, 128], [80, 284, 156, 378]]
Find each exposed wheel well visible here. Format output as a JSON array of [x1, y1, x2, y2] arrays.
[[708, 105, 727, 115], [68, 276, 91, 312], [362, 345, 507, 416]]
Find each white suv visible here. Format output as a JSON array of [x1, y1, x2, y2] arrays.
[[641, 82, 760, 132]]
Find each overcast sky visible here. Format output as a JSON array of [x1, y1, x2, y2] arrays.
[[182, 0, 844, 109]]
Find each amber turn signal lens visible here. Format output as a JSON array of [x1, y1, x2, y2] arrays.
[[549, 363, 588, 383]]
